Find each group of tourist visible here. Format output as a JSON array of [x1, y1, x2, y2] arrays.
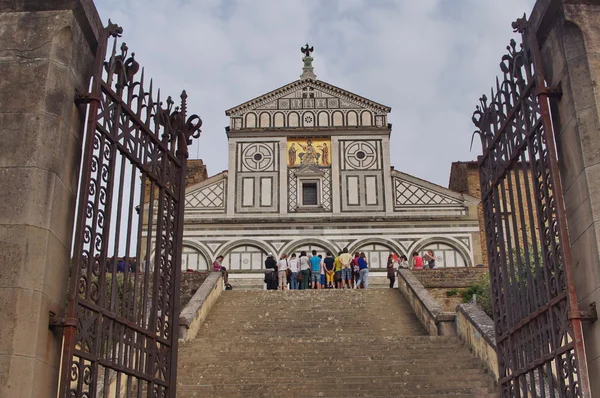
[[261, 248, 367, 290], [211, 248, 438, 290]]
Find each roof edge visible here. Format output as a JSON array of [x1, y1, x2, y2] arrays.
[[225, 78, 392, 116]]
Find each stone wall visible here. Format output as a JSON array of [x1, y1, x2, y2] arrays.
[[179, 272, 223, 342], [529, 0, 600, 389], [456, 303, 499, 381], [411, 267, 489, 288], [427, 288, 465, 312], [180, 271, 210, 308], [0, 2, 102, 397], [449, 162, 487, 263], [396, 269, 457, 336]]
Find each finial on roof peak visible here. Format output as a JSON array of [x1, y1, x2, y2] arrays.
[[300, 43, 316, 80]]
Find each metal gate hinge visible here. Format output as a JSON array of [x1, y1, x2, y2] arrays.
[[568, 302, 597, 323], [49, 311, 78, 329], [74, 91, 101, 105], [537, 84, 563, 100]]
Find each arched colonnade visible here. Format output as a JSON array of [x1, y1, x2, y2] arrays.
[[181, 236, 472, 272]]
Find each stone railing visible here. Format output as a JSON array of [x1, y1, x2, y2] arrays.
[[456, 303, 499, 380], [179, 272, 223, 342], [397, 269, 456, 336], [397, 269, 499, 382]]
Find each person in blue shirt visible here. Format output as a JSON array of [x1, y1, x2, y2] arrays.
[[309, 250, 322, 289], [117, 257, 126, 273], [356, 252, 369, 289]]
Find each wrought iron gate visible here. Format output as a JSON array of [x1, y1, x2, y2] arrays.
[[57, 21, 201, 398], [472, 15, 595, 397]]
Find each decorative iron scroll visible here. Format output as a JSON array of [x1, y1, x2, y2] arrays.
[[472, 14, 591, 398], [59, 21, 201, 398]]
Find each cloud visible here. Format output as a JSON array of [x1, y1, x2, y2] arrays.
[[95, 0, 535, 186]]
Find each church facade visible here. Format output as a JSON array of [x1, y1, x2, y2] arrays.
[[180, 47, 482, 272]]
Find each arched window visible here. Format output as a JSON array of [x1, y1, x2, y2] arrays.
[[245, 113, 256, 128], [318, 112, 329, 127], [288, 112, 299, 127], [259, 112, 271, 128], [286, 243, 332, 258], [419, 242, 468, 267], [347, 111, 358, 126], [274, 112, 285, 127], [182, 245, 209, 271], [332, 111, 344, 126], [361, 111, 372, 126], [355, 243, 401, 270], [303, 112, 315, 127], [225, 245, 268, 271]]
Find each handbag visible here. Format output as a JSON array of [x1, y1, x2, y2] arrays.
[[296, 271, 303, 282]]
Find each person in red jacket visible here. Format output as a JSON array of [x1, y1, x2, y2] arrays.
[[412, 252, 423, 269], [212, 255, 228, 283]]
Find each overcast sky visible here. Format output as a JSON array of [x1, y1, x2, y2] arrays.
[[95, 0, 535, 187]]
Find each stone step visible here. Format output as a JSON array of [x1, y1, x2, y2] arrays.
[[179, 364, 490, 376], [179, 360, 487, 372], [179, 378, 492, 388], [177, 384, 495, 396], [180, 343, 473, 354], [181, 338, 465, 346], [179, 367, 492, 379], [177, 393, 499, 398], [177, 289, 498, 397]]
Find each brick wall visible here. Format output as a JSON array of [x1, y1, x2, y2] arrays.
[[449, 161, 486, 264], [449, 161, 540, 267], [185, 159, 209, 187], [144, 159, 208, 202], [180, 271, 210, 309], [411, 267, 489, 288]]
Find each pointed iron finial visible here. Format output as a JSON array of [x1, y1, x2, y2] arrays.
[[512, 13, 528, 33], [300, 43, 316, 80]]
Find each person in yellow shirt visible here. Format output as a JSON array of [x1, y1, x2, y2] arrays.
[[339, 248, 354, 289], [334, 252, 343, 289]]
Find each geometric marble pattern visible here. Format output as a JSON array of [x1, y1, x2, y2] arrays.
[[239, 142, 277, 172], [288, 166, 332, 212], [240, 143, 276, 172], [186, 180, 225, 209], [343, 140, 379, 170], [394, 177, 461, 206]]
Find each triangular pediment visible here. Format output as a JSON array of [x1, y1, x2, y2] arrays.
[[226, 79, 391, 130], [185, 172, 227, 211], [295, 164, 325, 176], [226, 79, 390, 116], [391, 170, 467, 208]]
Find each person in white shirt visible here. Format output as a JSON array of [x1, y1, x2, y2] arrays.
[[299, 251, 311, 290], [288, 253, 299, 290], [277, 254, 289, 290]]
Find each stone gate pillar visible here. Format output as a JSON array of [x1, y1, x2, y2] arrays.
[[0, 1, 101, 397], [530, 0, 600, 392]]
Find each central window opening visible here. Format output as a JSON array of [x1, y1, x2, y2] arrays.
[[302, 183, 318, 206]]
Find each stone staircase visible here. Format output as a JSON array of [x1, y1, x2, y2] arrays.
[[228, 272, 393, 290], [177, 289, 498, 397]]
